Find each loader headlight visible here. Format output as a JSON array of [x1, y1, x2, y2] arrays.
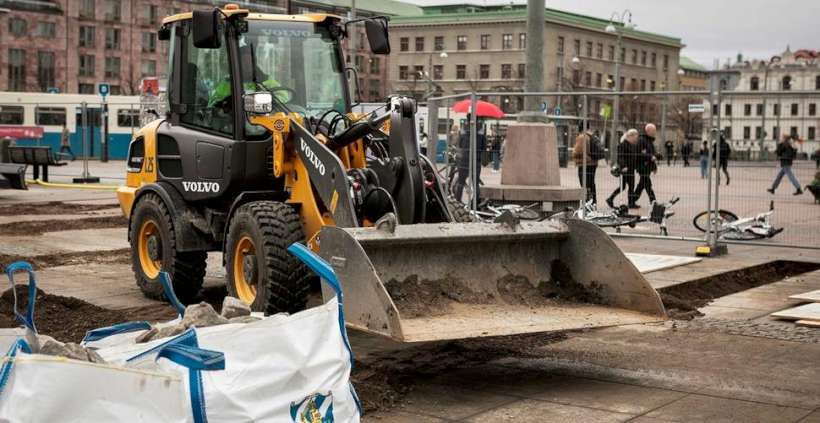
[[243, 92, 274, 115]]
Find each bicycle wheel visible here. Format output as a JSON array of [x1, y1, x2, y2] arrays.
[[589, 214, 640, 228], [692, 210, 738, 233], [722, 229, 766, 241]]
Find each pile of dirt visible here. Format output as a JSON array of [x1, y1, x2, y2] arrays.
[[352, 331, 568, 412], [0, 249, 131, 273], [0, 215, 127, 236], [384, 275, 493, 318], [659, 260, 820, 320], [0, 284, 177, 343], [0, 201, 119, 216]]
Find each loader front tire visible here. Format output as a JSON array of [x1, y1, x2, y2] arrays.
[[225, 201, 310, 315], [129, 193, 206, 302]]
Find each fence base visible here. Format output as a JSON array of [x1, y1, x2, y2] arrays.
[[695, 243, 729, 257], [72, 176, 101, 184]]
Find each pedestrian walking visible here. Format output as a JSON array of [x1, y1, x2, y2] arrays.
[[664, 139, 674, 166], [606, 129, 640, 209], [812, 147, 820, 169], [681, 139, 692, 167], [633, 123, 658, 206], [59, 125, 76, 161], [453, 115, 486, 202], [698, 140, 709, 179], [767, 135, 803, 195], [713, 134, 731, 185], [491, 134, 502, 173], [572, 131, 604, 205]]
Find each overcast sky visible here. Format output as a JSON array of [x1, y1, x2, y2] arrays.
[[404, 0, 820, 69]]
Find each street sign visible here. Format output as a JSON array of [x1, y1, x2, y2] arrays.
[[554, 107, 562, 116], [688, 103, 705, 113], [97, 82, 110, 97]]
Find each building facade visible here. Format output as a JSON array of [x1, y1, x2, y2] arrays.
[[704, 48, 820, 157], [388, 3, 684, 125], [0, 0, 416, 98], [679, 56, 708, 91]]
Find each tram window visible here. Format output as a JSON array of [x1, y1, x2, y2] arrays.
[[0, 105, 24, 124], [35, 107, 67, 126], [117, 109, 141, 127]]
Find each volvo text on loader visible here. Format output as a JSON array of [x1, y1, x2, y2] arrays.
[[118, 5, 666, 343]]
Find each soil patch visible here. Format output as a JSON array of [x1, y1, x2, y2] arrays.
[[0, 215, 127, 236], [385, 260, 603, 318], [0, 201, 118, 216], [659, 260, 820, 320], [0, 285, 177, 343], [0, 249, 131, 273], [352, 331, 569, 413]]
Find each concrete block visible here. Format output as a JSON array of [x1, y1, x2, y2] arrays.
[[221, 296, 251, 319], [770, 302, 820, 321], [789, 289, 820, 303], [182, 302, 229, 328], [481, 184, 584, 203], [500, 123, 561, 186]]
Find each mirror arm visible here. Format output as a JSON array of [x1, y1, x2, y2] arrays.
[[343, 15, 390, 37], [345, 67, 362, 109]]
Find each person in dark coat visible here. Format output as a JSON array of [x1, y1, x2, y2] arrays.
[[606, 129, 640, 208], [453, 115, 486, 202], [681, 139, 692, 167], [664, 139, 674, 166], [633, 123, 658, 207], [767, 135, 803, 195], [712, 134, 732, 185]]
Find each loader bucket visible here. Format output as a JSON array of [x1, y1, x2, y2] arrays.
[[317, 219, 666, 343]]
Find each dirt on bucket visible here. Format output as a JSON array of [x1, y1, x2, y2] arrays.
[[0, 285, 177, 343]]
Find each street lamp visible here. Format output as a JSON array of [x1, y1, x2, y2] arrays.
[[425, 51, 448, 99], [605, 9, 633, 162]]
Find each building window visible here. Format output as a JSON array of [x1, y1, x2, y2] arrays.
[[399, 37, 408, 52], [518, 33, 526, 49], [573, 39, 580, 56], [641, 51, 648, 66], [782, 76, 791, 90], [573, 69, 581, 85], [650, 80, 656, 91], [585, 41, 593, 57], [480, 34, 489, 50], [608, 45, 615, 61], [502, 34, 513, 50], [0, 106, 24, 124], [755, 126, 762, 139], [479, 64, 490, 79], [434, 36, 444, 51], [79, 26, 95, 48], [456, 36, 467, 51], [8, 49, 26, 91], [620, 48, 626, 62], [596, 43, 603, 59], [79, 0, 95, 18], [413, 65, 423, 79], [79, 54, 95, 77], [595, 73, 602, 88], [145, 4, 159, 23], [398, 65, 408, 80], [117, 109, 140, 127], [725, 104, 732, 116], [772, 126, 780, 140], [517, 63, 525, 79], [790, 126, 798, 138], [810, 103, 817, 116], [640, 79, 646, 91], [37, 51, 55, 91], [557, 36, 564, 54], [816, 75, 820, 90], [414, 37, 424, 51], [104, 0, 121, 21], [456, 64, 466, 79], [791, 103, 799, 116], [607, 74, 614, 88], [750, 76, 760, 91], [105, 57, 120, 78], [809, 127, 816, 140], [651, 52, 657, 67], [584, 71, 592, 86], [36, 22, 55, 38], [369, 57, 380, 74], [141, 60, 156, 77], [501, 64, 512, 79], [744, 104, 752, 116], [78, 83, 95, 94], [756, 103, 764, 116], [631, 49, 637, 64], [773, 104, 780, 116], [109, 85, 120, 95], [8, 18, 27, 37], [35, 107, 66, 125], [105, 28, 121, 50], [743, 126, 751, 140], [663, 54, 669, 70], [142, 32, 156, 53], [433, 65, 443, 80]]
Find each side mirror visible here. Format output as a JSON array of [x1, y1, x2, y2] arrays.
[[193, 9, 221, 49], [243, 92, 273, 115], [365, 18, 390, 55]]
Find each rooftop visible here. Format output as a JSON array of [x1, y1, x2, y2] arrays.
[[305, 0, 422, 16], [390, 5, 682, 48], [680, 56, 707, 72]]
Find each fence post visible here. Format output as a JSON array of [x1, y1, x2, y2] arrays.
[[469, 92, 478, 211], [581, 94, 588, 214], [72, 101, 100, 184], [427, 98, 439, 164]]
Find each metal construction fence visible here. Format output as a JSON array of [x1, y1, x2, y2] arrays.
[[427, 89, 820, 250]]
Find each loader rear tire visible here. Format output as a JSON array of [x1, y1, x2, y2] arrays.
[[447, 196, 477, 223], [225, 201, 311, 315], [129, 193, 207, 303]]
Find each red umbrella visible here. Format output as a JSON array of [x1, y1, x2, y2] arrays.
[[452, 99, 505, 119]]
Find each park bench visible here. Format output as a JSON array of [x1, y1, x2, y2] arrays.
[[8, 146, 67, 182]]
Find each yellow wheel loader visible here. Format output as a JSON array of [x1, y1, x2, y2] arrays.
[[117, 5, 666, 343]]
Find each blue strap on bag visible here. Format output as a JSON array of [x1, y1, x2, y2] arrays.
[[4, 261, 38, 334], [0, 339, 31, 396]]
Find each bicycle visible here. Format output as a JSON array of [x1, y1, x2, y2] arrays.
[[692, 202, 784, 241], [628, 197, 679, 236], [553, 200, 640, 230], [474, 201, 542, 222]]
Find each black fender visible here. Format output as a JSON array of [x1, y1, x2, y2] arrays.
[[130, 182, 218, 252], [221, 190, 290, 261]]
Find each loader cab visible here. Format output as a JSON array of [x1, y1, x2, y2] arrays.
[[153, 7, 390, 202]]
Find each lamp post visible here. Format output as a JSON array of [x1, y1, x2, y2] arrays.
[[425, 51, 448, 99], [605, 10, 634, 162]]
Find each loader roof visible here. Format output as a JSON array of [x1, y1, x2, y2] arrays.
[[162, 7, 338, 25]]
